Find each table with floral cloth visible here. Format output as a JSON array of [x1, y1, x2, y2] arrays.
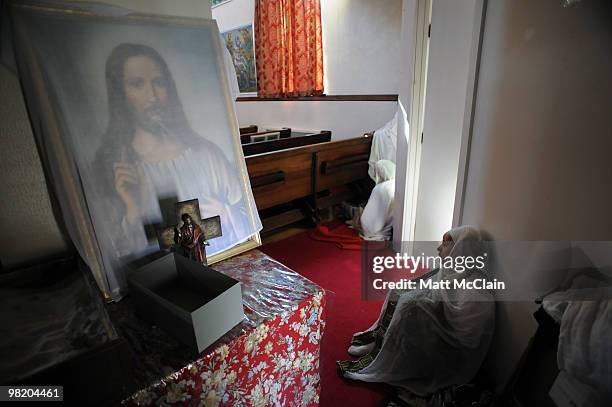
[[112, 250, 326, 406]]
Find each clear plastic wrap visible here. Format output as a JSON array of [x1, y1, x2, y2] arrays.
[[108, 250, 325, 390]]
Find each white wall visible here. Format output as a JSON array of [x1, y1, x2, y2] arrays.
[[413, 0, 481, 243], [212, 0, 254, 35], [236, 100, 395, 138], [460, 0, 612, 389], [235, 101, 397, 139], [212, 0, 402, 139], [321, 0, 402, 94], [77, 0, 212, 18]]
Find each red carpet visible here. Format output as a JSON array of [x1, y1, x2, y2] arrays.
[[261, 225, 390, 407]]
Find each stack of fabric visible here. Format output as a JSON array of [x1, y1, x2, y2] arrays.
[[310, 223, 362, 250]]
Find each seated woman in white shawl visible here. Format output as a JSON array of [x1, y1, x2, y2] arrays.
[[338, 226, 496, 398], [349, 160, 396, 241]]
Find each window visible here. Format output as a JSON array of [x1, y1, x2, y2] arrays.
[[254, 0, 324, 97]]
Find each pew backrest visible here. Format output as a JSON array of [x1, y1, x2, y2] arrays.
[[245, 136, 372, 210]]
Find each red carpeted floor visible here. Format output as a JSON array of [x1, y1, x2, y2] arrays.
[[261, 225, 391, 407]]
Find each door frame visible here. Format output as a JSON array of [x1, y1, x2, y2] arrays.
[[393, 0, 431, 253]]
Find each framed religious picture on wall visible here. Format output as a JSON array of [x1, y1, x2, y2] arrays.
[[221, 24, 257, 94], [9, 1, 262, 300], [211, 0, 232, 8]]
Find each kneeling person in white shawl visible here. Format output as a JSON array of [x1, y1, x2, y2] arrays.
[[338, 226, 496, 397], [349, 160, 396, 241]]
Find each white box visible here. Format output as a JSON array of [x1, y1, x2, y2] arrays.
[[127, 253, 245, 353]]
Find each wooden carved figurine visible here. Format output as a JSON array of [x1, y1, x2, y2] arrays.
[[175, 213, 209, 265]]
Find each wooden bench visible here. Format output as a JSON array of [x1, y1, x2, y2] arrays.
[[243, 131, 332, 156], [245, 135, 373, 233], [240, 128, 291, 144], [239, 124, 259, 135]]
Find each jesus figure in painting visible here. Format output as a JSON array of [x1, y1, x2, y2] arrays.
[[93, 43, 252, 258]]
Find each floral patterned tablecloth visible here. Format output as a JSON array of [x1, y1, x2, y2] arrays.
[[122, 250, 326, 406]]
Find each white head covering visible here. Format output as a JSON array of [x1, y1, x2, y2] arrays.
[[445, 225, 486, 274], [435, 226, 494, 349], [372, 159, 396, 184], [447, 225, 481, 247], [359, 160, 396, 240]]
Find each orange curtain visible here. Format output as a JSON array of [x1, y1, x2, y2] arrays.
[[254, 0, 324, 97]]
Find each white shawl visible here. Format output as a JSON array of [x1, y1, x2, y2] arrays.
[[346, 226, 496, 396], [360, 160, 396, 241]]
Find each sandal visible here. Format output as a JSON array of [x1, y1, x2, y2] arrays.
[[337, 353, 376, 374], [350, 327, 381, 346]]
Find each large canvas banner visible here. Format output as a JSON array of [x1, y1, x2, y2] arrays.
[[10, 2, 261, 300]]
